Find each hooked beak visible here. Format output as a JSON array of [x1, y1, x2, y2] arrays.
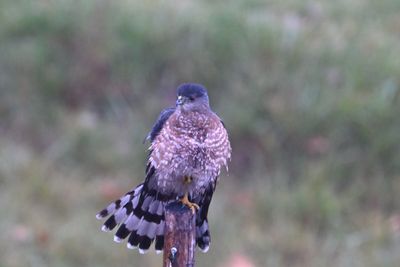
[[176, 95, 187, 106]]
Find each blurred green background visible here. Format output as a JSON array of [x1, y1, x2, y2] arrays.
[[1, 0, 400, 266]]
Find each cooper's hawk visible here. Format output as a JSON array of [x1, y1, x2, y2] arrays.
[[96, 83, 231, 254]]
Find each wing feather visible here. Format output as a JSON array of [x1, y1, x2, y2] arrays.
[[144, 107, 175, 143]]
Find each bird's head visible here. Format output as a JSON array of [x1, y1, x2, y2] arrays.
[[176, 83, 210, 112]]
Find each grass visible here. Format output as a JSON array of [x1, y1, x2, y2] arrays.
[[0, 0, 400, 266]]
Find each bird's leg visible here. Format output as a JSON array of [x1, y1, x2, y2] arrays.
[[183, 175, 192, 184], [180, 192, 199, 214], [180, 176, 199, 214]]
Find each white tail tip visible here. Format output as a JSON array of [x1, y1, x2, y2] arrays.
[[200, 245, 210, 253], [101, 225, 111, 232], [127, 243, 137, 250], [139, 248, 148, 254]]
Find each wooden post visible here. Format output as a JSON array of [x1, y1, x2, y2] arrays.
[[163, 201, 196, 267]]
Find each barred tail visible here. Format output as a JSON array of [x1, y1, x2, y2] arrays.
[[195, 181, 215, 253], [96, 183, 167, 254], [96, 178, 216, 253], [196, 216, 211, 252]]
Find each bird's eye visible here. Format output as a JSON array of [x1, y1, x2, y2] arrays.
[[189, 96, 195, 101]]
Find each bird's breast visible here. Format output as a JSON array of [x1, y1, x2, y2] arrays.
[[149, 111, 230, 178]]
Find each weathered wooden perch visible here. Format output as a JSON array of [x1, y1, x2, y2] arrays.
[[163, 201, 196, 267]]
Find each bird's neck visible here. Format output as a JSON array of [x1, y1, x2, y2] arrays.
[[174, 108, 211, 130], [177, 104, 210, 115]]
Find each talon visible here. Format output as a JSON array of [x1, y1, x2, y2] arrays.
[[180, 192, 199, 214]]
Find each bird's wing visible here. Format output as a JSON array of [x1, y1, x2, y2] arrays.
[[144, 107, 175, 143]]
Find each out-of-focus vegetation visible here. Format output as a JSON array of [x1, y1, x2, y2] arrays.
[[1, 0, 400, 266]]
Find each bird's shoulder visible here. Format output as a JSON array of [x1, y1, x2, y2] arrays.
[[144, 107, 176, 143], [208, 111, 228, 131]]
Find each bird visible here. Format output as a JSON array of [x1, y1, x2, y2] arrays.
[[96, 83, 231, 254]]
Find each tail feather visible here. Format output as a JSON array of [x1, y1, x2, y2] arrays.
[[96, 185, 142, 218], [127, 230, 140, 248], [96, 179, 216, 253], [96, 183, 168, 252], [194, 181, 216, 253], [155, 234, 164, 252], [114, 220, 131, 240], [196, 220, 210, 252]]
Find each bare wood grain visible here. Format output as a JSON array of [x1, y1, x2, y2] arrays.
[[163, 201, 196, 267]]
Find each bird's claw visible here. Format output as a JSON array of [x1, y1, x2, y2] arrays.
[[180, 193, 199, 214]]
